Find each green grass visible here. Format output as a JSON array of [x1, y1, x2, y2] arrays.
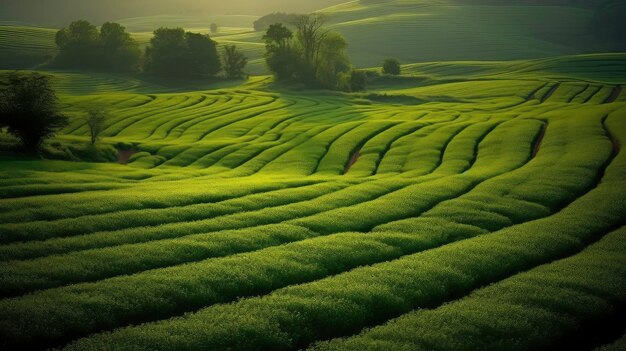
[[0, 53, 625, 351]]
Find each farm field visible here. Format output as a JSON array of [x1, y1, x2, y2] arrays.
[[0, 0, 619, 74], [1, 52, 626, 350]]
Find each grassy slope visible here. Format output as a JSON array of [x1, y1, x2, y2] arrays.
[[0, 53, 625, 350], [0, 0, 616, 73]]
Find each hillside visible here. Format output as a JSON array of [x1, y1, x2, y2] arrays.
[[324, 0, 613, 67], [1, 53, 625, 350]]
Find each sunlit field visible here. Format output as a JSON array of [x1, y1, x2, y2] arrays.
[[1, 0, 625, 350]]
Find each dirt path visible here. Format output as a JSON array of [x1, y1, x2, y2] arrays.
[[117, 150, 136, 165], [344, 151, 360, 174], [604, 85, 622, 104], [532, 123, 547, 158]]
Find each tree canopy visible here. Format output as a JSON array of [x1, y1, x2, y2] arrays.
[[0, 73, 68, 151], [144, 28, 221, 77], [53, 20, 140, 72], [222, 45, 248, 79], [263, 14, 358, 90]]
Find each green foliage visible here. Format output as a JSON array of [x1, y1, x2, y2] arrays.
[[144, 28, 221, 77], [0, 72, 67, 151], [0, 55, 625, 351], [222, 45, 248, 79], [382, 58, 401, 75], [85, 108, 107, 145], [53, 20, 141, 72], [337, 70, 367, 92], [263, 15, 353, 89]]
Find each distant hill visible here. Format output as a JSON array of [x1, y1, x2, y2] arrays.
[[0, 0, 622, 72], [322, 0, 618, 68], [0, 0, 347, 27]]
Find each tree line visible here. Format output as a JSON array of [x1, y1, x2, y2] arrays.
[[52, 20, 248, 79]]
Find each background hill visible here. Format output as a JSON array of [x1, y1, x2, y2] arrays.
[[0, 0, 623, 73]]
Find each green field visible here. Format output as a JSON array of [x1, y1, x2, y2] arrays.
[[1, 0, 626, 349], [1, 51, 625, 350], [0, 0, 619, 74]]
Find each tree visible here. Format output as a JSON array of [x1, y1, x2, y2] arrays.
[[53, 20, 140, 72], [100, 22, 141, 72], [144, 28, 221, 77], [85, 108, 107, 145], [263, 23, 299, 80], [54, 20, 101, 68], [315, 32, 350, 88], [185, 32, 222, 76], [262, 17, 354, 89], [294, 14, 329, 82], [222, 45, 248, 79], [210, 23, 218, 34], [0, 73, 68, 151], [383, 58, 401, 75], [263, 23, 293, 48]]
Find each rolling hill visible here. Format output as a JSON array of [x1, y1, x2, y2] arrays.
[[1, 53, 625, 350], [0, 0, 620, 73]]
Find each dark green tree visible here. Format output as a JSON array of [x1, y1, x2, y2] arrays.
[[144, 28, 221, 77], [263, 23, 299, 80], [185, 32, 222, 76], [222, 45, 248, 79], [100, 22, 141, 72], [382, 58, 401, 75], [54, 20, 101, 68], [85, 108, 107, 145], [0, 73, 68, 151]]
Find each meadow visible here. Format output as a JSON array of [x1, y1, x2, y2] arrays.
[[0, 51, 625, 350]]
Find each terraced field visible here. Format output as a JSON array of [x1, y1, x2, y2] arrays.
[[1, 53, 626, 351]]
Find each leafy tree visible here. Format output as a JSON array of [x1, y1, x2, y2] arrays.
[[210, 23, 218, 34], [53, 20, 140, 72], [100, 22, 141, 72], [294, 14, 329, 82], [316, 32, 350, 88], [222, 45, 248, 79], [185, 32, 222, 76], [382, 58, 401, 75], [54, 20, 101, 68], [85, 108, 107, 145], [262, 16, 354, 89], [0, 73, 68, 151], [263, 23, 294, 48], [263, 23, 299, 80], [144, 28, 221, 77]]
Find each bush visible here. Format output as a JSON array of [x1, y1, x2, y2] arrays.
[[382, 58, 401, 75], [337, 70, 367, 92]]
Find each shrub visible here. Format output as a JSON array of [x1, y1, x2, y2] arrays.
[[382, 58, 401, 75]]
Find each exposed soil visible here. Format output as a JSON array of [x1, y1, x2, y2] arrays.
[[532, 124, 547, 158], [344, 151, 361, 174], [117, 149, 136, 165]]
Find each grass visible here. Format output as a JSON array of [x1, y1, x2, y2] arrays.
[[0, 52, 625, 351]]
